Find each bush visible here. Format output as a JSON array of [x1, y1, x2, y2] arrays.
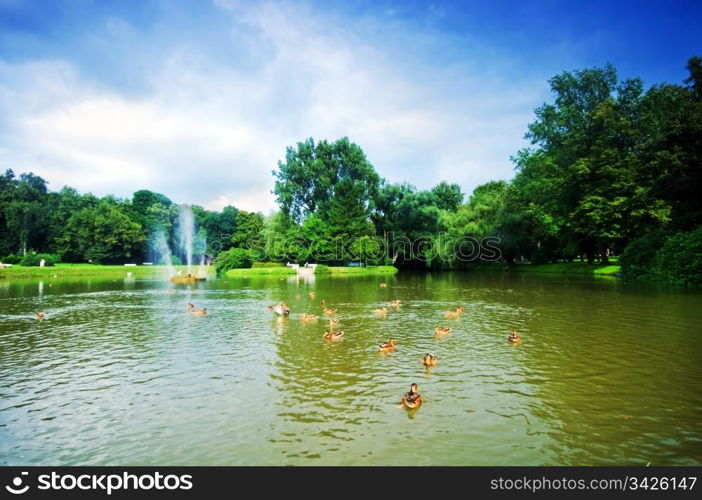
[[19, 253, 60, 267], [1, 254, 21, 264], [215, 248, 253, 273], [252, 262, 284, 268], [620, 230, 666, 279], [654, 228, 702, 287], [314, 264, 330, 274]]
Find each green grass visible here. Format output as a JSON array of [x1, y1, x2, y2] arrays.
[[468, 261, 621, 276], [224, 267, 297, 277], [0, 263, 210, 279], [325, 265, 399, 275]]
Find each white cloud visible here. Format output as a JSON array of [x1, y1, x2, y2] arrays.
[[0, 1, 548, 212]]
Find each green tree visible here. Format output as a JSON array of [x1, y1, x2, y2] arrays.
[[231, 210, 265, 249], [272, 137, 380, 224], [57, 202, 146, 263], [430, 182, 464, 211]]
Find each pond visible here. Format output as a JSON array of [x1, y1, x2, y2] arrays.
[[1, 271, 700, 465]]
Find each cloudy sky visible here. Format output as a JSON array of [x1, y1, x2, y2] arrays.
[[0, 0, 700, 212]]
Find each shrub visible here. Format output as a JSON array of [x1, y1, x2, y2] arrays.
[[620, 230, 666, 279], [1, 254, 21, 264], [19, 253, 60, 267], [314, 264, 330, 274], [654, 228, 702, 287], [252, 262, 284, 268], [215, 248, 253, 273]]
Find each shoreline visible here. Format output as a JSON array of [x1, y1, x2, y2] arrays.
[[0, 261, 619, 281]]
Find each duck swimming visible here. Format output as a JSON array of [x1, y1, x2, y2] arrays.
[[401, 383, 423, 409], [388, 300, 401, 307], [35, 312, 45, 320], [308, 292, 317, 298], [443, 305, 465, 318], [191, 308, 207, 316], [435, 326, 452, 336], [378, 338, 397, 352], [320, 300, 327, 306], [322, 308, 337, 315], [324, 331, 344, 341], [422, 353, 437, 367], [299, 313, 318, 322], [379, 282, 388, 288], [508, 329, 523, 345], [267, 302, 290, 316], [374, 307, 388, 316], [328, 318, 340, 330], [187, 303, 195, 311]]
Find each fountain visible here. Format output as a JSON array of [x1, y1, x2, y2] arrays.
[[150, 230, 176, 277], [146, 205, 208, 284], [170, 205, 207, 284]]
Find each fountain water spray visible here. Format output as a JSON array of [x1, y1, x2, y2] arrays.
[[150, 230, 176, 277], [178, 204, 195, 275]]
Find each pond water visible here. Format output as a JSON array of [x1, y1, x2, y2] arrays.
[[1, 271, 700, 465]]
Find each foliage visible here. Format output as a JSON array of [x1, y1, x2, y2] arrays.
[[272, 137, 380, 225], [215, 247, 253, 273], [19, 252, 59, 266], [654, 229, 702, 287], [231, 210, 265, 250], [1, 254, 21, 264], [619, 231, 667, 279], [56, 202, 146, 264], [314, 264, 330, 274]]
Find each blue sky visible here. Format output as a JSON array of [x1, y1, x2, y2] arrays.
[[1, 0, 700, 212]]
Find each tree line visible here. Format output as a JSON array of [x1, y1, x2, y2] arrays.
[[1, 57, 700, 285]]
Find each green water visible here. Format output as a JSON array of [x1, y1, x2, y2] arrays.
[[1, 272, 700, 465]]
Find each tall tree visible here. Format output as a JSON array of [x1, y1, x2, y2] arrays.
[[430, 182, 464, 211], [272, 137, 380, 224]]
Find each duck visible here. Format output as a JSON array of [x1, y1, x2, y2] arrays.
[[191, 308, 208, 316], [422, 353, 437, 367], [295, 294, 302, 300], [320, 299, 327, 306], [374, 307, 388, 316], [308, 292, 317, 298], [324, 331, 344, 341], [388, 300, 401, 308], [299, 313, 318, 322], [378, 338, 397, 352], [35, 312, 45, 320], [328, 318, 340, 330], [508, 329, 523, 345], [187, 303, 195, 311], [379, 282, 388, 288], [267, 302, 290, 316], [443, 305, 465, 318], [435, 326, 452, 336], [322, 308, 337, 315], [401, 383, 423, 409]]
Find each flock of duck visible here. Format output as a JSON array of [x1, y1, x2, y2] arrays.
[[261, 282, 524, 411], [34, 281, 524, 411]]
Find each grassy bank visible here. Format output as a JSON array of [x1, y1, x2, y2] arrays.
[[468, 261, 621, 276], [321, 265, 399, 276], [0, 264, 210, 279], [225, 267, 297, 277]]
